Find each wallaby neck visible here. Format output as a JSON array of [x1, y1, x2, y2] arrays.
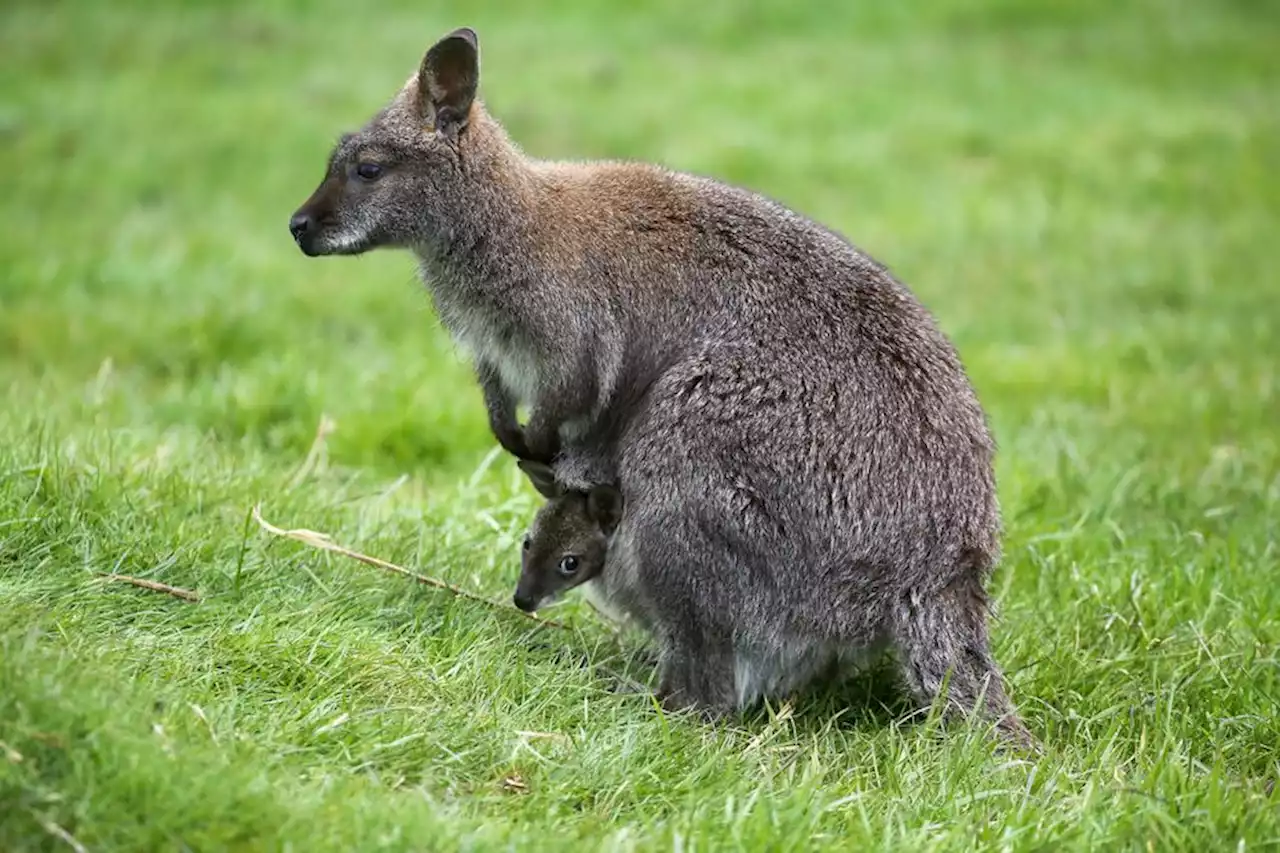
[[411, 108, 549, 295]]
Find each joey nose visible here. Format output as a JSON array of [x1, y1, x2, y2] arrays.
[[513, 592, 536, 613], [288, 212, 313, 241]]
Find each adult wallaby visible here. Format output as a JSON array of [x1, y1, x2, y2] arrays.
[[290, 27, 1033, 746]]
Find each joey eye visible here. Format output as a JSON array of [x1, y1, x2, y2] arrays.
[[355, 162, 383, 181], [522, 535, 531, 552], [557, 555, 580, 577]]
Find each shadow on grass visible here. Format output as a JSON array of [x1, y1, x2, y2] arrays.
[[519, 627, 920, 735]]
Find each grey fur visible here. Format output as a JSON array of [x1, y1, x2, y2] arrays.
[[290, 28, 1033, 747]]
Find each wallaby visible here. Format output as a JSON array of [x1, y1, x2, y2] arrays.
[[290, 27, 1034, 746], [512, 460, 622, 615]]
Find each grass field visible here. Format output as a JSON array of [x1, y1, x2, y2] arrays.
[[2, 0, 1279, 849]]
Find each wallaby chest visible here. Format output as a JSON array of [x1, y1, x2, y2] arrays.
[[426, 273, 544, 406]]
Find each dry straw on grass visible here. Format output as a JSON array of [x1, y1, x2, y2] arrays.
[[250, 503, 568, 630], [97, 573, 200, 602]]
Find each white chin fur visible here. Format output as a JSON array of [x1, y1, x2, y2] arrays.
[[322, 226, 374, 255], [531, 593, 561, 612]]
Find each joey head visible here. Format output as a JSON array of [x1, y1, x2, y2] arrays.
[[512, 460, 622, 614]]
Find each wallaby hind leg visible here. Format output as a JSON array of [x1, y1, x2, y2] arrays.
[[893, 578, 1036, 751], [654, 628, 739, 719]]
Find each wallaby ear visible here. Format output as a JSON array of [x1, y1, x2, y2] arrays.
[[517, 459, 562, 500], [587, 486, 623, 536], [418, 27, 479, 139]]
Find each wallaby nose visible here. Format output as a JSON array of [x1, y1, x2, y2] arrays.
[[513, 592, 536, 613], [288, 212, 312, 241]]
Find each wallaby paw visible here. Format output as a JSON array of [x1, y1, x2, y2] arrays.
[[654, 688, 734, 722], [495, 428, 531, 462]]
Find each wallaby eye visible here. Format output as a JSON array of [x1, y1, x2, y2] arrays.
[[557, 555, 580, 577], [522, 535, 531, 552], [355, 162, 383, 181]]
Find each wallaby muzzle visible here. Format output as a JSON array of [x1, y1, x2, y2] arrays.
[[289, 178, 342, 256], [512, 590, 540, 613]]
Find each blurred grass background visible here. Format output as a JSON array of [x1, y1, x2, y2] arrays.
[[1, 0, 1278, 849]]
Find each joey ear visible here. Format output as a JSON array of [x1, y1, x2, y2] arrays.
[[419, 27, 479, 139], [517, 459, 562, 500], [586, 486, 623, 535]]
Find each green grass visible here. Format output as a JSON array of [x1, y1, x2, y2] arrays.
[[2, 0, 1278, 848]]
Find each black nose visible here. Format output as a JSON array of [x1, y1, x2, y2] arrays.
[[513, 592, 536, 613], [288, 212, 312, 241]]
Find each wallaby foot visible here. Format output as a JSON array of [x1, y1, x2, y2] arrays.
[[654, 634, 739, 719], [893, 580, 1036, 752]]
